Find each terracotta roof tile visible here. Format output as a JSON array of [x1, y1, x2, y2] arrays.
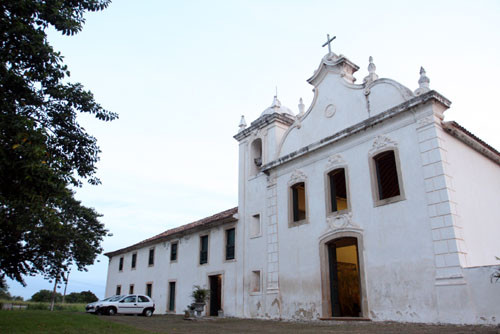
[[104, 207, 238, 257], [443, 121, 500, 164]]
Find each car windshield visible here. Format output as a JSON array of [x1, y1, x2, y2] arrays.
[[108, 295, 124, 302]]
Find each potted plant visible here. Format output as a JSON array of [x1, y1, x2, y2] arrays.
[[190, 285, 209, 317]]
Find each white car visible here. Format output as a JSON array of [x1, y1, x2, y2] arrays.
[[91, 294, 155, 317], [86, 295, 123, 314]]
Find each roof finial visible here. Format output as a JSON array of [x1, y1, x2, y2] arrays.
[[238, 115, 247, 132], [363, 56, 378, 84], [322, 34, 336, 55], [298, 98, 305, 117], [414, 66, 430, 96], [275, 85, 278, 98]]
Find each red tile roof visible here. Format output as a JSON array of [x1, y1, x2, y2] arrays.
[[104, 207, 238, 258], [442, 121, 500, 165]]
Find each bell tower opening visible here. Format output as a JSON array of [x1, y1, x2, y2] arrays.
[[250, 138, 262, 176]]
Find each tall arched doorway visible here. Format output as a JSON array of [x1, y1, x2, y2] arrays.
[[328, 237, 361, 317], [319, 232, 368, 319]]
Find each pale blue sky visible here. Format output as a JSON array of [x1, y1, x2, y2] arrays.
[[8, 0, 500, 299]]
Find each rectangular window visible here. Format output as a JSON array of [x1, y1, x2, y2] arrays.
[[118, 257, 124, 271], [129, 284, 134, 294], [168, 282, 176, 312], [148, 248, 155, 266], [250, 270, 261, 293], [329, 168, 348, 212], [170, 242, 178, 262], [291, 182, 306, 222], [116, 285, 121, 295], [131, 253, 137, 269], [200, 235, 208, 265], [226, 228, 235, 260], [374, 150, 401, 200], [250, 214, 261, 237], [146, 283, 153, 297]]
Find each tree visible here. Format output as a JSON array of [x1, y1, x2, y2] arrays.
[[31, 289, 62, 303], [0, 277, 12, 300], [0, 0, 117, 286], [65, 290, 98, 303]]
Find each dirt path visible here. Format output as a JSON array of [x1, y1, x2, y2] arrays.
[[103, 314, 499, 334]]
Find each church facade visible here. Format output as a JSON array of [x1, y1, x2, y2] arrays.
[[104, 49, 500, 324]]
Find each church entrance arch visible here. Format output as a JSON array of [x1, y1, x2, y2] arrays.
[[319, 231, 368, 319]]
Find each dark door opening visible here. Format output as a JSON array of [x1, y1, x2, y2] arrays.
[[208, 274, 222, 316], [327, 237, 361, 317], [168, 282, 175, 312]]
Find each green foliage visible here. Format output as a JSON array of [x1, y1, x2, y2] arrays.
[[30, 289, 62, 303], [0, 278, 9, 296], [191, 285, 210, 303], [0, 0, 117, 285], [0, 310, 148, 334], [65, 290, 98, 303]]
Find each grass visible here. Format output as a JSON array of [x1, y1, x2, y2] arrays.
[[0, 300, 87, 312], [0, 310, 150, 333]]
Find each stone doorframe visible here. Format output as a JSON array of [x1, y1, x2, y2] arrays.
[[318, 230, 369, 318]]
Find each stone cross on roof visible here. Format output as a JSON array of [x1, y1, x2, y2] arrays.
[[322, 34, 336, 54]]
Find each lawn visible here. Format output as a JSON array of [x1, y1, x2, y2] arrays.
[[0, 310, 149, 334]]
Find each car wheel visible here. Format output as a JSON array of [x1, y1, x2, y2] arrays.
[[143, 308, 153, 317], [107, 307, 117, 316]]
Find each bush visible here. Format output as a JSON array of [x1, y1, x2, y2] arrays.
[[30, 290, 62, 303]]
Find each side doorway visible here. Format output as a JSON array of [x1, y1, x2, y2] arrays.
[[168, 281, 176, 313], [208, 274, 222, 316]]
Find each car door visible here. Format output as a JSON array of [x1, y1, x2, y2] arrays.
[[137, 295, 152, 313], [118, 295, 137, 314]]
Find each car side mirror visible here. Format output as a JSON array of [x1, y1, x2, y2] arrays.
[[119, 300, 125, 303]]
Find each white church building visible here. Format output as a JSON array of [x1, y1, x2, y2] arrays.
[[104, 46, 500, 324]]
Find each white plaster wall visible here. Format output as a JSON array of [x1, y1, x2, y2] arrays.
[[272, 112, 440, 322], [104, 222, 240, 315], [464, 266, 500, 324], [442, 133, 500, 267]]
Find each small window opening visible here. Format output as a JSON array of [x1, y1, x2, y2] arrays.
[[148, 248, 155, 266], [200, 235, 208, 265], [116, 285, 121, 295], [373, 151, 400, 200], [291, 182, 306, 222], [170, 242, 178, 262], [129, 284, 134, 294], [250, 270, 261, 293], [226, 228, 235, 260], [131, 253, 137, 269], [329, 168, 348, 212], [250, 214, 261, 237], [118, 257, 124, 271], [146, 283, 153, 297]]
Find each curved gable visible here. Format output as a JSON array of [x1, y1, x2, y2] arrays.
[[278, 55, 414, 158]]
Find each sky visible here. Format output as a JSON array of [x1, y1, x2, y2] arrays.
[[7, 0, 500, 300]]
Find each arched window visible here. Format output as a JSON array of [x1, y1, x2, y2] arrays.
[[371, 149, 404, 205], [328, 168, 348, 213], [250, 138, 263, 176], [291, 182, 306, 222]]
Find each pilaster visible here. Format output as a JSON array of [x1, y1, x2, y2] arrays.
[[416, 113, 468, 286], [266, 175, 279, 293]]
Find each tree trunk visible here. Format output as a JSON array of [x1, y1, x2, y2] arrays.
[[50, 276, 58, 311], [62, 270, 70, 304]]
